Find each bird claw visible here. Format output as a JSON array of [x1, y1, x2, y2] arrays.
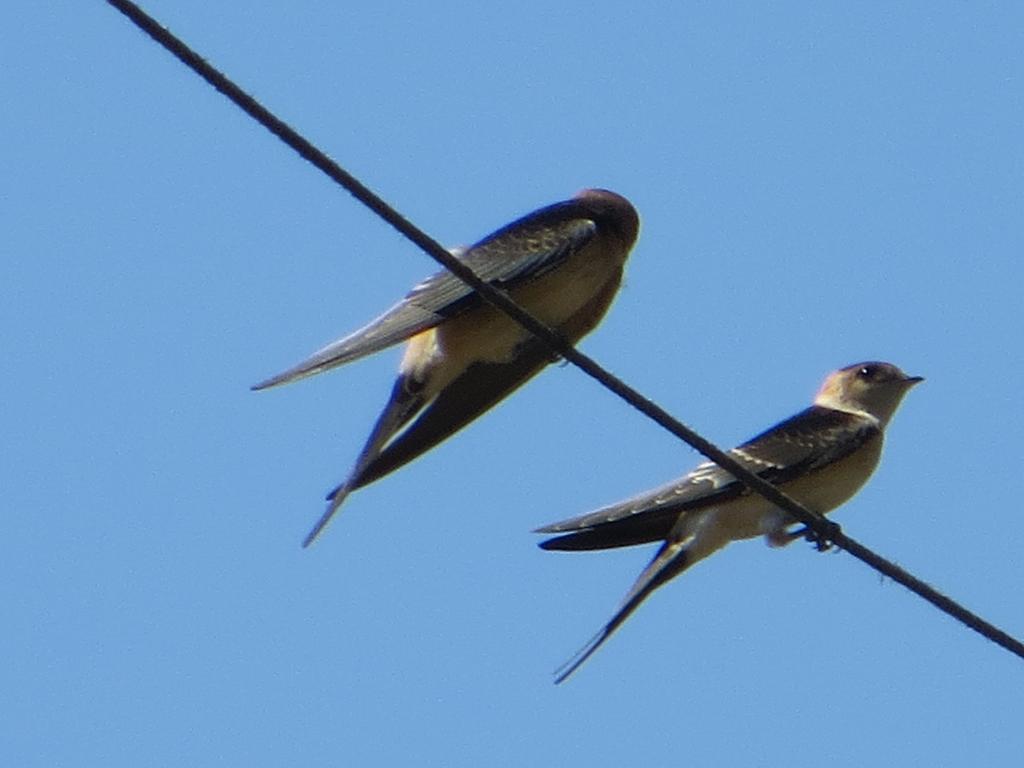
[[797, 520, 841, 552]]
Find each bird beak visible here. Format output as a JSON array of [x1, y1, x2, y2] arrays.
[[903, 375, 925, 386]]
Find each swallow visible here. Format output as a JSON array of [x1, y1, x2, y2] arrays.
[[536, 361, 923, 682], [254, 189, 640, 547]]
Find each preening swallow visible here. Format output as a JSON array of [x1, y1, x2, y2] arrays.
[[254, 189, 640, 547], [536, 361, 923, 682]]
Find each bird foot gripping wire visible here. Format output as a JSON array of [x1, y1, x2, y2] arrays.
[[797, 520, 843, 552]]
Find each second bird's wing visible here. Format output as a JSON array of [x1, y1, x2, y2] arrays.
[[537, 406, 880, 550]]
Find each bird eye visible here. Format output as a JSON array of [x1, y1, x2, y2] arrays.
[[858, 365, 877, 379]]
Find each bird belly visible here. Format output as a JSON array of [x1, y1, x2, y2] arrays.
[[709, 433, 885, 544], [702, 496, 781, 544], [409, 248, 624, 392], [505, 247, 624, 337], [778, 434, 884, 515]]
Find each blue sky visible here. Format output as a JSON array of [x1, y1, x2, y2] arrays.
[[4, 2, 1023, 765]]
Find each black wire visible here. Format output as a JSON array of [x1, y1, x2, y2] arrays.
[[106, 0, 1024, 662]]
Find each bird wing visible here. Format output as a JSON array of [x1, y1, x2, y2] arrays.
[[252, 203, 599, 390], [537, 406, 880, 550]]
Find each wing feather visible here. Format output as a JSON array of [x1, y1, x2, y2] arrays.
[[537, 406, 880, 549], [253, 207, 598, 390]]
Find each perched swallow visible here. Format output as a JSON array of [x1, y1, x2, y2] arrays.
[[254, 189, 640, 547], [536, 361, 923, 682]]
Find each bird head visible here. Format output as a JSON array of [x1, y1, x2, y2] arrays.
[[815, 361, 923, 427]]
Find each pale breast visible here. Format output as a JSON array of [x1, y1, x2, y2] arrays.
[[711, 432, 885, 543], [783, 432, 884, 513], [427, 240, 625, 376]]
